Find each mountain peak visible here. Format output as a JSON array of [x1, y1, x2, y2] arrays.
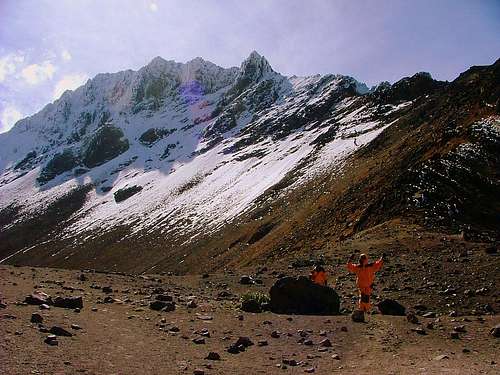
[[238, 51, 275, 83]]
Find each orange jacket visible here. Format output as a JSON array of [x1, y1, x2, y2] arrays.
[[347, 259, 383, 289], [310, 270, 328, 286]]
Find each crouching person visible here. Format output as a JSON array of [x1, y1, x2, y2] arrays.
[[310, 264, 328, 286]]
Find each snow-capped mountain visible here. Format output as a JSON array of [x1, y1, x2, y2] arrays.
[[1, 52, 498, 273]]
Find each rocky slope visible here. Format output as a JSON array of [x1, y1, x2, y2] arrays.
[[0, 53, 498, 275]]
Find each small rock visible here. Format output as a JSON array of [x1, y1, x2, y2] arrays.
[[31, 313, 43, 324], [44, 334, 58, 346], [235, 336, 253, 348], [454, 325, 466, 333], [319, 338, 332, 347], [406, 313, 419, 324], [71, 324, 81, 330], [50, 326, 73, 337], [351, 310, 365, 323], [331, 353, 341, 360], [377, 299, 406, 316], [271, 330, 280, 338], [422, 311, 436, 318], [340, 326, 348, 332], [196, 315, 213, 321], [450, 331, 460, 339], [187, 300, 197, 308], [304, 339, 314, 346], [192, 337, 205, 345], [434, 354, 449, 361], [304, 368, 315, 373], [205, 352, 221, 360], [489, 324, 500, 338], [411, 327, 426, 335], [39, 304, 50, 310], [102, 286, 113, 294], [258, 340, 268, 347], [239, 275, 253, 285], [193, 369, 204, 375]]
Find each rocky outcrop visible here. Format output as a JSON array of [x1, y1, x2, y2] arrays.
[[82, 125, 129, 168], [139, 128, 176, 146], [114, 185, 143, 203], [37, 149, 78, 184]]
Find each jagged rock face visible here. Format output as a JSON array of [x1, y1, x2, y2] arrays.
[[0, 53, 498, 273], [371, 72, 446, 104], [82, 125, 129, 168]]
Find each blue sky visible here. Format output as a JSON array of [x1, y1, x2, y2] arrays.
[[0, 0, 499, 133]]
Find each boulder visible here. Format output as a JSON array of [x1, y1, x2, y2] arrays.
[[53, 296, 83, 309], [269, 276, 340, 315], [377, 299, 406, 316], [25, 292, 53, 306]]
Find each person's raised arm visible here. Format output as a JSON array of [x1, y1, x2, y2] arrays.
[[347, 254, 356, 272], [374, 253, 385, 271]]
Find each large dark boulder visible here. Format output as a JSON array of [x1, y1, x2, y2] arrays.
[[377, 299, 406, 316], [82, 125, 129, 168], [269, 276, 340, 315]]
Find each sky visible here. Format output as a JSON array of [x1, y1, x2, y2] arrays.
[[0, 0, 499, 133]]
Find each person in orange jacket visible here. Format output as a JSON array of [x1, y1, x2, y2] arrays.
[[347, 253, 385, 312], [310, 264, 328, 286]]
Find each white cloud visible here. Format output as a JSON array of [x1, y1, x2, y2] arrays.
[[0, 105, 23, 132], [149, 2, 158, 12], [61, 50, 72, 62], [21, 61, 56, 85], [0, 53, 24, 82], [53, 73, 89, 100]]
